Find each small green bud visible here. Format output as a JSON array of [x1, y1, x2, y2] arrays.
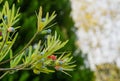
[[42, 18, 45, 22], [58, 67, 63, 71], [4, 16, 8, 24], [33, 43, 38, 49], [40, 58, 45, 62], [41, 29, 51, 34], [55, 66, 63, 71], [7, 27, 15, 32], [41, 30, 48, 34], [40, 52, 45, 55], [33, 69, 40, 74], [4, 15, 7, 20], [47, 29, 51, 33], [58, 60, 63, 65]]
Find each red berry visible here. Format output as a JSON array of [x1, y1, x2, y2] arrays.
[[50, 55, 57, 60], [47, 55, 51, 59], [47, 55, 57, 61]]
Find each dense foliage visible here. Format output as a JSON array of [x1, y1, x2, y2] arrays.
[[0, 0, 94, 81]]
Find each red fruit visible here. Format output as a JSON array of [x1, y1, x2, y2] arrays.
[[47, 55, 57, 60], [50, 55, 57, 60], [47, 55, 51, 59]]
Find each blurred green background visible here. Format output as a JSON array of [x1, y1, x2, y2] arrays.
[[0, 0, 94, 81]]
